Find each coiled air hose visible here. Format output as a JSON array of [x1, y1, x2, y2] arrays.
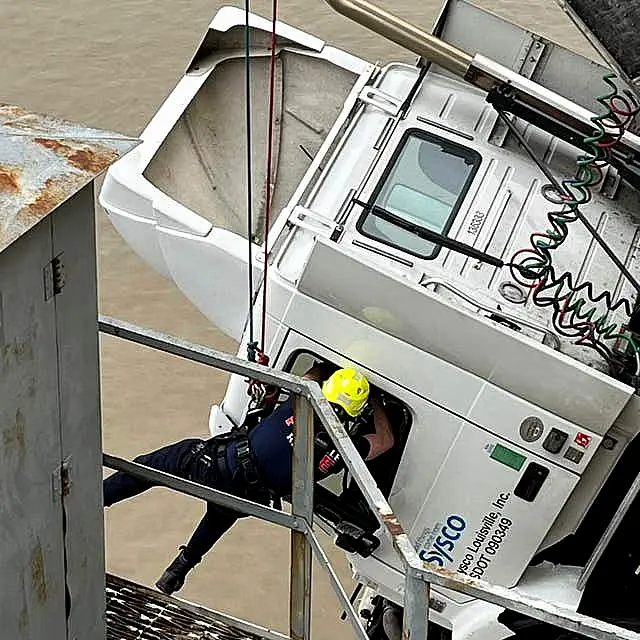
[[509, 73, 640, 374]]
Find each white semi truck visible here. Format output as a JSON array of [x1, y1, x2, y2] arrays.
[[99, 1, 640, 637]]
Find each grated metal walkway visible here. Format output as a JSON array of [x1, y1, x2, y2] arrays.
[[106, 574, 276, 640]]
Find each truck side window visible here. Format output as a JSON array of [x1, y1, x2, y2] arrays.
[[358, 129, 481, 259], [285, 350, 412, 499]]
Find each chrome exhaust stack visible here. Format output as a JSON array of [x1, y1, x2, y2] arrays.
[[323, 0, 472, 78], [322, 0, 640, 190]]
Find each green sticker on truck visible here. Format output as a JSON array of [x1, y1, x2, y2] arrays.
[[490, 444, 526, 470]]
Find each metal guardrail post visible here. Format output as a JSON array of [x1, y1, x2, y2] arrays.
[[403, 569, 429, 640], [290, 395, 314, 640], [303, 524, 370, 640]]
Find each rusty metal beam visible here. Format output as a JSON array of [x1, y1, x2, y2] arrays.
[[306, 384, 640, 640], [0, 105, 137, 254]]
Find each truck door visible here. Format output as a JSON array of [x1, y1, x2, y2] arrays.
[[274, 331, 419, 540]]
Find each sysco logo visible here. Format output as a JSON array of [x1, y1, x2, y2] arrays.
[[419, 515, 467, 567]]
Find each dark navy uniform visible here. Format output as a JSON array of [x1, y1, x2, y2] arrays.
[[104, 437, 243, 564], [103, 397, 371, 565], [243, 397, 371, 495]]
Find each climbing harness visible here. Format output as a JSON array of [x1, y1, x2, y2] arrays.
[[196, 429, 276, 507]]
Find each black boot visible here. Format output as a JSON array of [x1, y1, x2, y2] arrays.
[[155, 547, 200, 595]]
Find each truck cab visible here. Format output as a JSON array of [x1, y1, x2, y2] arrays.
[[99, 1, 640, 637]]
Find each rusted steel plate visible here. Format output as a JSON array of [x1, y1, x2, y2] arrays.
[[0, 104, 138, 254]]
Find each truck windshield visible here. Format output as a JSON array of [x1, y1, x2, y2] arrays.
[[358, 130, 481, 259]]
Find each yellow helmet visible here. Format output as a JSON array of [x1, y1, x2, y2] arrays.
[[322, 368, 370, 417]]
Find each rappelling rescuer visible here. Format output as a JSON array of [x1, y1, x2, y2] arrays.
[[103, 365, 394, 594]]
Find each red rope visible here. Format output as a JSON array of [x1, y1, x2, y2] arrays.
[[260, 0, 279, 355]]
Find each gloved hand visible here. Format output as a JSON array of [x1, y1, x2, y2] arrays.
[[155, 547, 199, 595], [334, 521, 380, 557]]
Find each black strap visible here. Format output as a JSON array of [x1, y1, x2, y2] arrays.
[[206, 431, 277, 508], [214, 441, 228, 478], [195, 423, 287, 510], [234, 435, 259, 486], [197, 431, 243, 486]]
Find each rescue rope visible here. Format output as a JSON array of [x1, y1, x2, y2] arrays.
[[246, 0, 282, 407], [260, 0, 279, 356], [245, 0, 281, 409], [244, 0, 258, 363]]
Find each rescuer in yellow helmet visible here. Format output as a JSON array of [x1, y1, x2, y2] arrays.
[[103, 363, 394, 595], [322, 367, 370, 419]]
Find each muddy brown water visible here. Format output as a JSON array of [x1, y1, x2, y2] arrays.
[[1, 2, 597, 637]]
